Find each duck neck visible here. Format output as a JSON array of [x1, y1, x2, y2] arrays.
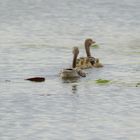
[[85, 43, 91, 57], [72, 53, 78, 68]]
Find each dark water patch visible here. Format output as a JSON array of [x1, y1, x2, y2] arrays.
[[5, 80, 11, 82], [39, 93, 52, 96]]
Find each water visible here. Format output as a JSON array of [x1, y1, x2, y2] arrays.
[[0, 0, 140, 139]]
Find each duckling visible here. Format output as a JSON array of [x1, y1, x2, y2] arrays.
[[93, 58, 103, 68], [76, 57, 91, 69], [60, 47, 86, 78]]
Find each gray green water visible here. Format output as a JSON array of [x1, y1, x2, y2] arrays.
[[0, 0, 140, 139]]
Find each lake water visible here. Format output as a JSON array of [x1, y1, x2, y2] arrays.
[[0, 0, 140, 139]]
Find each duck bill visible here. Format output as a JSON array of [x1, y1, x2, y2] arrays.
[[91, 40, 96, 44]]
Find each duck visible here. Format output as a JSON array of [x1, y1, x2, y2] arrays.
[[93, 58, 103, 68], [76, 38, 95, 69], [76, 38, 103, 68], [60, 47, 86, 78]]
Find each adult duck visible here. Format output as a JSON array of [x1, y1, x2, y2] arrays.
[[76, 38, 96, 69], [60, 47, 86, 78]]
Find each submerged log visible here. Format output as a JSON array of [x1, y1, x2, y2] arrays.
[[25, 77, 45, 82]]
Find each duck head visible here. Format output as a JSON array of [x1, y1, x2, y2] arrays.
[[72, 46, 79, 56]]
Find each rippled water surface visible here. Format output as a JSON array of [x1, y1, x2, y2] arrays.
[[0, 0, 140, 139]]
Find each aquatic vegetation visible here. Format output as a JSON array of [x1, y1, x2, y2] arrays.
[[132, 52, 140, 54], [136, 82, 140, 87], [91, 44, 99, 48], [96, 79, 110, 84], [127, 51, 140, 55], [87, 79, 111, 85], [107, 80, 139, 87]]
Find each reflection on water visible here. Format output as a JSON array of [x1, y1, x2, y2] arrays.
[[61, 77, 79, 94], [61, 77, 80, 83], [71, 84, 78, 94], [0, 0, 140, 139]]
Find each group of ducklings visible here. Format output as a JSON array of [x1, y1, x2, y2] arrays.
[[60, 38, 103, 79]]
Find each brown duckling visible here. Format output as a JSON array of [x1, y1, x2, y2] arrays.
[[93, 58, 103, 68]]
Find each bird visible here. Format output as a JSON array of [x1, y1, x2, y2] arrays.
[[76, 38, 103, 69], [93, 58, 103, 68], [76, 38, 95, 69], [60, 47, 86, 78]]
